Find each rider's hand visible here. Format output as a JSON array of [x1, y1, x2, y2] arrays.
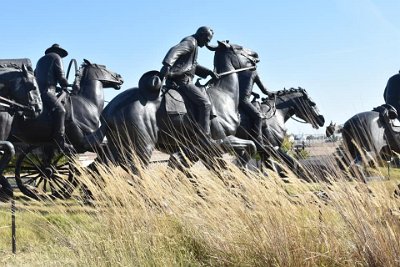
[[71, 84, 80, 95], [159, 65, 170, 80], [209, 71, 219, 80]]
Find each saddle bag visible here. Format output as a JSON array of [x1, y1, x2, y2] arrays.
[[164, 87, 217, 118]]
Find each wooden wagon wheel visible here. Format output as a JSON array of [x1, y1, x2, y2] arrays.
[[15, 145, 77, 200]]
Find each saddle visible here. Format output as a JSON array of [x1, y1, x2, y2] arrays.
[[50, 89, 91, 132], [164, 88, 187, 115], [163, 86, 217, 118], [373, 104, 400, 150]]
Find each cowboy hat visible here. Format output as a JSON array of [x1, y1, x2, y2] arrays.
[[45, 44, 68, 58]]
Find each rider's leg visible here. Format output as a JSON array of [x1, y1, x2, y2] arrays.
[[43, 92, 69, 149], [239, 99, 263, 149], [180, 84, 212, 136]]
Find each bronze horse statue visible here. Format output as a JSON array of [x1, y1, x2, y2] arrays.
[[341, 73, 400, 172], [0, 60, 42, 199], [236, 88, 325, 177], [10, 59, 123, 199], [88, 40, 258, 173], [326, 121, 342, 138], [341, 105, 397, 171], [12, 59, 123, 152]]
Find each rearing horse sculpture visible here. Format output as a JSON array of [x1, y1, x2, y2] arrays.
[[88, 40, 257, 173], [0, 61, 42, 199]]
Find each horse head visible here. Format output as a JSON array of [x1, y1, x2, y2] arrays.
[[271, 87, 325, 129], [208, 40, 258, 74], [75, 59, 124, 90], [326, 121, 336, 138], [0, 64, 42, 119]]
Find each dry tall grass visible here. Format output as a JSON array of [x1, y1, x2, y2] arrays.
[[0, 150, 399, 266]]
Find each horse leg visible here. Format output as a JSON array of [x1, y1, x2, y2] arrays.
[[347, 154, 368, 183], [0, 142, 14, 200], [167, 150, 209, 198], [234, 147, 252, 170]]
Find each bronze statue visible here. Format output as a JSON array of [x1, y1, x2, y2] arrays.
[[159, 26, 219, 142], [236, 47, 271, 150], [87, 40, 258, 174], [11, 59, 123, 199], [236, 88, 324, 176], [34, 44, 74, 150], [0, 61, 42, 199], [384, 70, 400, 116], [341, 71, 400, 176], [13, 59, 123, 153]]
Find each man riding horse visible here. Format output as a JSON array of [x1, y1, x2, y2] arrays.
[[383, 70, 400, 117], [159, 26, 220, 143], [237, 50, 272, 150], [35, 44, 78, 150]]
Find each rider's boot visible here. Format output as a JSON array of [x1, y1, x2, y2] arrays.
[[52, 107, 74, 152]]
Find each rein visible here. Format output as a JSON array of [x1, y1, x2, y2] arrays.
[[0, 95, 31, 112], [218, 66, 256, 77], [203, 66, 257, 88]]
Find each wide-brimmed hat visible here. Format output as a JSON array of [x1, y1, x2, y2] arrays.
[[45, 44, 68, 58], [138, 70, 162, 93]]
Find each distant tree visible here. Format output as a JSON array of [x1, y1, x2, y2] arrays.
[[306, 135, 314, 140], [281, 135, 293, 153]]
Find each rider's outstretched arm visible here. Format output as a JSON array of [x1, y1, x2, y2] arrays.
[[254, 71, 270, 96]]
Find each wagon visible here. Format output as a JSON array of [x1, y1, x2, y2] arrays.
[[7, 142, 96, 200], [1, 57, 123, 200]]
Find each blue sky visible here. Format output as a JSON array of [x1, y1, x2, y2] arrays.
[[2, 0, 400, 135]]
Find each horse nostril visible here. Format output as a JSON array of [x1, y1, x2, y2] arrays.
[[318, 115, 325, 126]]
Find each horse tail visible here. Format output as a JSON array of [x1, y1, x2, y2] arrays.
[[342, 120, 357, 160]]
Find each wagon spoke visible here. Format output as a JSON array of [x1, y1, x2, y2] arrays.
[[15, 146, 76, 200]]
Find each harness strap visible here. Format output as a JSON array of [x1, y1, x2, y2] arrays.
[[0, 95, 30, 112], [0, 102, 10, 112]]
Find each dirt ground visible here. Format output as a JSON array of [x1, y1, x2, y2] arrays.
[[304, 141, 340, 157], [76, 141, 341, 166]]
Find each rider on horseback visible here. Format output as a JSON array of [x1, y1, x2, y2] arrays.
[[159, 26, 220, 142], [238, 51, 272, 150], [35, 44, 75, 150], [383, 70, 400, 117]]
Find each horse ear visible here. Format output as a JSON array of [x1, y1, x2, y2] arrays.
[[206, 43, 218, 51], [83, 59, 92, 65], [21, 64, 29, 77], [218, 40, 230, 48]]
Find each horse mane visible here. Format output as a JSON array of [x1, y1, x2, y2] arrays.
[[0, 59, 33, 72], [275, 87, 306, 96], [260, 87, 307, 106]]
